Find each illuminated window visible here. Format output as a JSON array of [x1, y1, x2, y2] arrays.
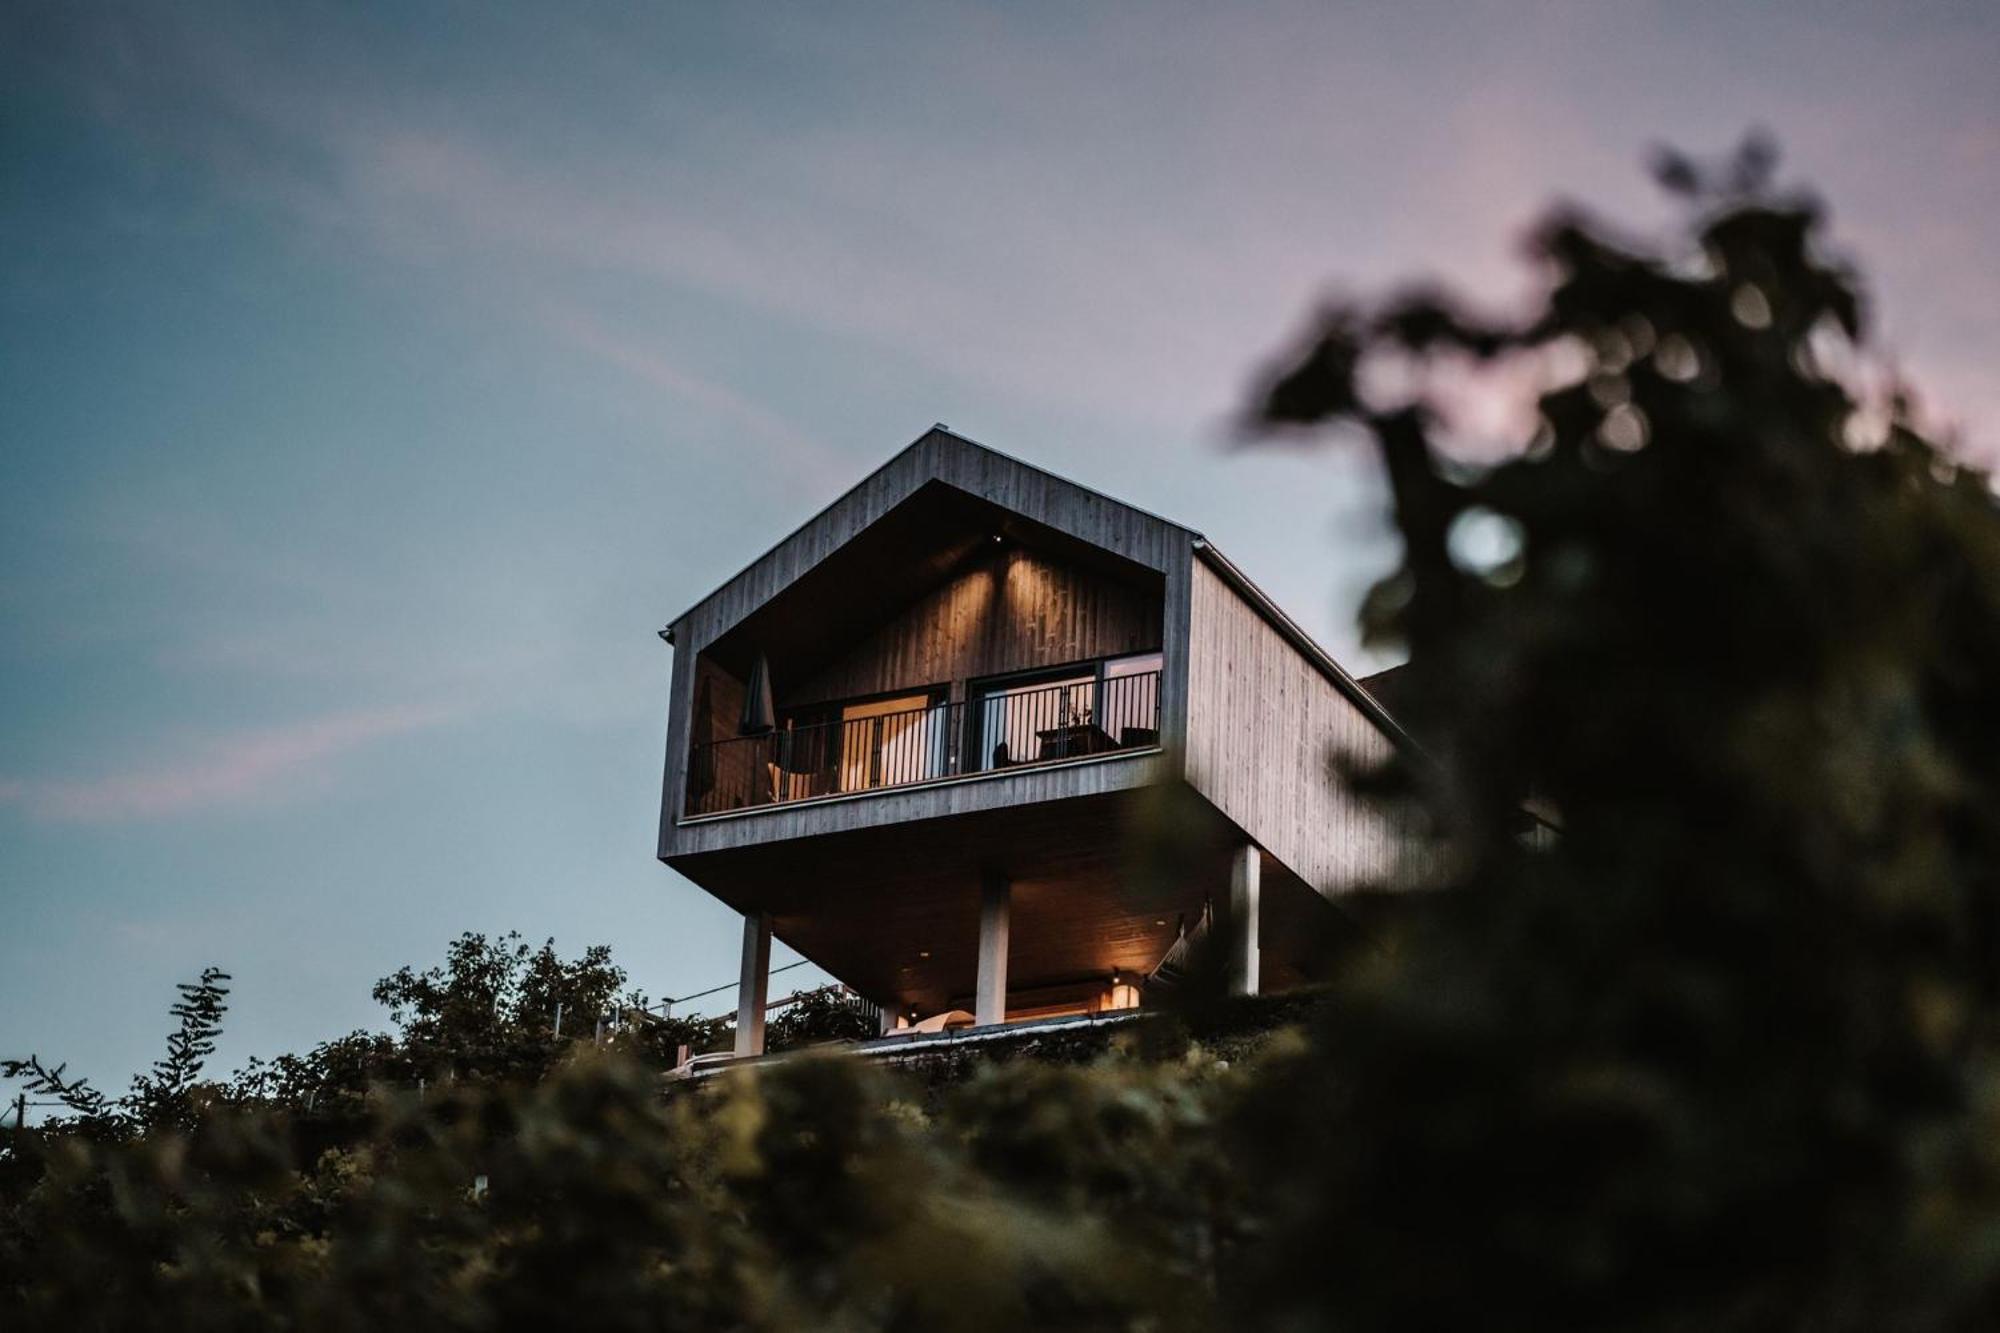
[[974, 669, 1097, 769], [969, 651, 1163, 771], [838, 692, 948, 791]]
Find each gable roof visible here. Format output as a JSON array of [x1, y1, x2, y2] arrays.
[[658, 423, 1410, 745], [661, 425, 1196, 652]]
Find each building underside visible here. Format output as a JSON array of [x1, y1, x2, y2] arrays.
[[667, 783, 1354, 1019]]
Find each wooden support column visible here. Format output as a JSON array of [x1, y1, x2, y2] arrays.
[[1227, 844, 1261, 996], [734, 912, 772, 1058], [975, 869, 1011, 1027]]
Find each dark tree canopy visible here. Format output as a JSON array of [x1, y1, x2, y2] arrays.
[[1233, 139, 2000, 1329]]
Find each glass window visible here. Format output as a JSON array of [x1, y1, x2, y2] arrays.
[[976, 670, 1096, 769], [839, 693, 945, 791]]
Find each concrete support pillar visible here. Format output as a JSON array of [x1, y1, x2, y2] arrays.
[[734, 912, 772, 1058], [1226, 844, 1261, 996], [975, 869, 1011, 1027]]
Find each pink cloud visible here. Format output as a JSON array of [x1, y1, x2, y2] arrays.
[[1, 705, 447, 823]]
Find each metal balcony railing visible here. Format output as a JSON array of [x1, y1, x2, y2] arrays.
[[685, 669, 1161, 817]]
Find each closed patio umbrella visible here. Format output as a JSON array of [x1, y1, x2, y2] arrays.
[[688, 675, 716, 800], [739, 651, 776, 735]]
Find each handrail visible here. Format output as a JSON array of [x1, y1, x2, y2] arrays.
[[686, 668, 1162, 817]]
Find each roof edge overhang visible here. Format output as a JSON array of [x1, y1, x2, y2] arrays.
[[659, 424, 1199, 641]]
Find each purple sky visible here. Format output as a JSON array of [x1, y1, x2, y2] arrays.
[[3, 1, 1996, 1102]]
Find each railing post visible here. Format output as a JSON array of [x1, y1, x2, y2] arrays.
[[689, 668, 1161, 816]]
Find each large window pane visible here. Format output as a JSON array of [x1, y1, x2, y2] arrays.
[[839, 694, 936, 791], [977, 672, 1096, 769]]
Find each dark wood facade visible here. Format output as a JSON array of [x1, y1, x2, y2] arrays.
[[656, 427, 1410, 1016], [1183, 554, 1411, 894], [786, 544, 1162, 709], [685, 541, 1163, 767]]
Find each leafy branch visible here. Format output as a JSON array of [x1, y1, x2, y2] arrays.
[[3, 965, 231, 1136], [0, 1054, 115, 1124], [127, 967, 232, 1130]]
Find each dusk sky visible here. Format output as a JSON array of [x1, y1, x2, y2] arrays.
[[5, 2, 1997, 1101]]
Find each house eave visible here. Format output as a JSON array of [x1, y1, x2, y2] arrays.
[[657, 424, 1200, 643]]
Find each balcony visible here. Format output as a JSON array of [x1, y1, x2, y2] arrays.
[[684, 663, 1161, 818]]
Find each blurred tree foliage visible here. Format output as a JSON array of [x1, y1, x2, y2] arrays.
[[1234, 138, 2000, 1329], [6, 144, 2000, 1329]]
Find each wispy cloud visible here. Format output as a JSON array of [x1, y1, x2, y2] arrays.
[[23, 2, 1994, 453], [1, 704, 448, 823], [544, 306, 847, 487]]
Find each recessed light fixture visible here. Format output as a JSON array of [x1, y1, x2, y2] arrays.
[[918, 950, 931, 959], [1154, 918, 1168, 927]]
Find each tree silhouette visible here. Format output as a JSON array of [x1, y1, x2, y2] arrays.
[[4, 967, 230, 1136], [1229, 137, 2000, 1330]]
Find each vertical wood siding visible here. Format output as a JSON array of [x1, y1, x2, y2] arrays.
[[1183, 560, 1409, 895], [784, 546, 1163, 706]]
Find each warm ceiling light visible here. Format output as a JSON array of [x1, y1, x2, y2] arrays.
[[918, 950, 931, 959], [1154, 919, 1167, 927], [991, 533, 1003, 543]]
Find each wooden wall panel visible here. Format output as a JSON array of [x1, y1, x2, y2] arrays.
[[783, 546, 1162, 707], [1183, 559, 1412, 895]]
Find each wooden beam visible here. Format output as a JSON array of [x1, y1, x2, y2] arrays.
[[734, 912, 772, 1057], [1227, 844, 1261, 996], [976, 869, 1011, 1026]]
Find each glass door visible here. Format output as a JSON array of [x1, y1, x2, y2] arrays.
[[839, 692, 939, 792], [973, 669, 1098, 770]]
